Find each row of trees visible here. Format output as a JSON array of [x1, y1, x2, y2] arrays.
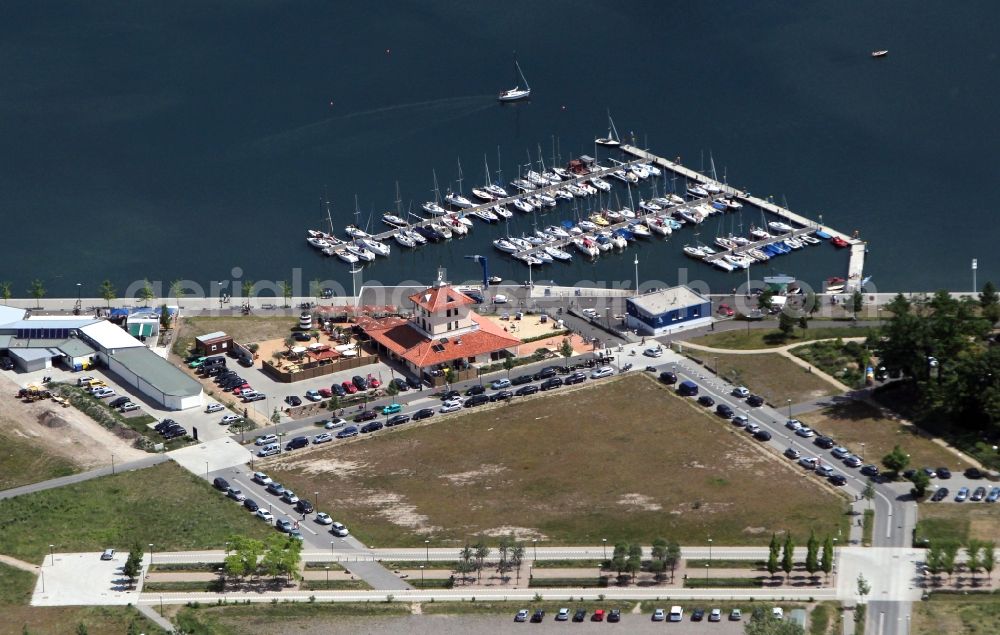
[[924, 540, 996, 585], [222, 534, 303, 585], [608, 539, 682, 584], [455, 538, 525, 584], [765, 532, 834, 584], [120, 543, 145, 588], [871, 290, 1000, 437]]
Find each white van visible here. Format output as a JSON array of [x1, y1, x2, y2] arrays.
[[258, 444, 279, 457], [669, 606, 683, 622]]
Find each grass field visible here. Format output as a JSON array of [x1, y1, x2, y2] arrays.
[[0, 462, 272, 562], [0, 562, 164, 635], [174, 602, 411, 635], [912, 593, 1000, 635], [700, 353, 838, 405], [172, 315, 298, 357], [267, 375, 849, 548], [687, 326, 874, 351], [914, 504, 1000, 546], [0, 419, 80, 490], [799, 401, 961, 471]]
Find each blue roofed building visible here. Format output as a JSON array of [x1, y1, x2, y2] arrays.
[[625, 286, 713, 336]]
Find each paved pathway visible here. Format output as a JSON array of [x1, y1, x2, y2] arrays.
[[136, 604, 175, 633], [0, 455, 168, 500], [0, 553, 41, 572]]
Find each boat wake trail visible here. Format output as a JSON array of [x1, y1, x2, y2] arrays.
[[241, 95, 495, 157]]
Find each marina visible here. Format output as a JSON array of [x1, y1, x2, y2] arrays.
[[304, 140, 867, 291]]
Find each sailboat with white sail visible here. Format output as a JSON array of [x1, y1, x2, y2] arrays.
[[498, 58, 531, 102], [595, 110, 621, 147]]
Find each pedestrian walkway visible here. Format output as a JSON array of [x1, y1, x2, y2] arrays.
[[136, 604, 174, 633], [0, 455, 168, 501]]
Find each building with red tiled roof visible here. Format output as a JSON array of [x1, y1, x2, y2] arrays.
[[360, 276, 519, 378]]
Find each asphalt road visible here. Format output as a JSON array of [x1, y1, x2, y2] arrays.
[[0, 455, 168, 500]]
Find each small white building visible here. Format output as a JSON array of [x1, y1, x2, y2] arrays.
[[625, 286, 713, 336]]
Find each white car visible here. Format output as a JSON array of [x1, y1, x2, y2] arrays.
[[798, 457, 818, 470], [731, 386, 750, 398], [709, 608, 722, 622], [440, 403, 462, 413], [324, 417, 348, 429], [816, 464, 834, 477], [205, 403, 224, 413], [590, 366, 614, 379], [556, 608, 570, 621], [252, 471, 272, 485], [221, 414, 241, 424], [669, 606, 683, 622], [281, 490, 300, 504], [313, 432, 333, 444], [490, 378, 512, 390], [772, 607, 784, 620], [315, 512, 333, 525], [92, 388, 115, 398], [643, 347, 663, 358], [652, 608, 666, 621], [331, 522, 350, 537], [746, 422, 761, 433], [795, 426, 815, 438], [493, 294, 509, 304], [256, 509, 274, 522], [255, 434, 278, 446], [119, 402, 140, 413], [785, 419, 802, 431]]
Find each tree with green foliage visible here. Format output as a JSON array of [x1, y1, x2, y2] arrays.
[[980, 281, 1000, 324], [769, 533, 781, 561], [169, 279, 184, 307], [327, 395, 340, 412], [665, 540, 681, 583], [767, 548, 780, 582], [778, 311, 796, 339], [850, 290, 864, 317], [611, 542, 628, 579], [75, 623, 88, 635], [28, 279, 45, 308], [781, 535, 795, 584], [0, 281, 11, 302], [757, 288, 774, 313], [99, 280, 117, 308], [559, 337, 574, 368], [863, 479, 876, 510], [385, 380, 399, 400], [805, 531, 819, 581], [965, 540, 982, 584], [820, 536, 834, 582], [261, 534, 302, 583], [159, 303, 172, 330], [474, 540, 490, 582], [502, 355, 515, 377], [745, 607, 805, 635], [625, 544, 643, 584], [242, 279, 255, 299], [137, 278, 155, 306], [511, 542, 525, 584], [909, 470, 931, 498], [881, 445, 910, 477], [122, 543, 144, 588], [496, 535, 512, 581], [280, 280, 293, 307], [941, 542, 960, 583], [651, 538, 667, 566], [981, 541, 995, 587], [857, 573, 871, 603], [271, 407, 281, 426], [225, 535, 265, 582], [925, 543, 943, 583], [458, 544, 474, 585]]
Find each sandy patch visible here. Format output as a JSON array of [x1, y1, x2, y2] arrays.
[[617, 493, 663, 511], [743, 526, 768, 535], [482, 526, 548, 541], [277, 457, 368, 476], [353, 489, 441, 535], [439, 464, 508, 486]]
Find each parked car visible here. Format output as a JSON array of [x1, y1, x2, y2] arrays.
[[511, 374, 534, 385], [608, 608, 621, 622], [564, 372, 586, 385], [315, 512, 333, 525], [515, 385, 539, 397], [490, 378, 512, 390], [955, 487, 969, 502], [352, 375, 369, 390], [754, 429, 772, 441], [815, 435, 835, 449], [540, 377, 563, 391], [361, 421, 384, 433], [304, 390, 322, 402], [590, 366, 614, 379], [382, 403, 403, 415], [313, 432, 333, 444], [490, 389, 514, 401], [652, 608, 666, 621], [691, 608, 705, 621], [243, 499, 259, 512], [717, 303, 735, 317], [295, 499, 314, 514], [746, 394, 765, 407], [669, 606, 683, 622], [324, 418, 348, 429], [354, 410, 378, 422], [284, 395, 302, 407], [256, 509, 274, 523], [593, 609, 605, 622], [119, 402, 140, 413], [412, 408, 435, 420], [391, 378, 410, 392], [795, 426, 815, 438], [108, 396, 130, 408], [342, 381, 358, 394], [937, 467, 952, 479], [731, 415, 748, 427], [465, 394, 490, 407], [330, 522, 349, 537], [831, 446, 851, 459], [716, 403, 734, 418], [280, 490, 300, 504], [709, 608, 722, 622], [226, 488, 246, 502], [205, 403, 225, 413], [678, 380, 699, 396], [243, 393, 266, 403], [829, 474, 848, 486], [730, 608, 743, 621], [275, 519, 293, 533], [265, 482, 285, 495], [530, 609, 545, 623], [255, 434, 278, 446], [514, 609, 528, 622], [697, 395, 715, 407], [440, 402, 462, 413], [257, 444, 279, 457], [533, 366, 558, 381], [931, 488, 950, 502], [386, 414, 411, 427], [213, 477, 230, 491], [659, 371, 677, 384], [331, 383, 347, 397], [643, 347, 663, 358], [785, 419, 802, 431], [336, 426, 359, 439], [844, 455, 863, 468], [731, 386, 750, 398], [573, 608, 587, 622], [860, 464, 880, 477], [816, 464, 834, 477], [798, 457, 818, 470], [986, 487, 1000, 503], [971, 486, 987, 502], [555, 608, 570, 621], [252, 471, 272, 485], [784, 447, 801, 460]]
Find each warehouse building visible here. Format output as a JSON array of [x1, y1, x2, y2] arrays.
[[625, 286, 713, 336]]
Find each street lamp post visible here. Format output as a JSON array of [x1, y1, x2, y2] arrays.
[[205, 461, 209, 478], [420, 564, 425, 585], [49, 544, 55, 566], [111, 454, 116, 475], [861, 442, 866, 463], [787, 398, 792, 420], [315, 491, 320, 513], [425, 539, 430, 564], [705, 562, 710, 579], [602, 538, 607, 560], [325, 566, 330, 583], [149, 544, 154, 566], [533, 539, 538, 561], [331, 540, 335, 554], [708, 537, 712, 565]]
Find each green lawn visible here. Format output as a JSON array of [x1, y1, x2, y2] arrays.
[[914, 505, 1000, 546], [687, 326, 874, 350], [792, 339, 870, 389], [699, 352, 839, 404], [174, 602, 410, 635], [0, 420, 80, 490], [912, 593, 1000, 635], [267, 375, 849, 548], [0, 462, 272, 563]]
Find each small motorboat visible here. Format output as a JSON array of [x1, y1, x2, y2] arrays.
[[488, 276, 503, 285], [493, 238, 518, 253], [444, 217, 469, 235], [639, 200, 662, 214], [589, 213, 610, 227], [471, 208, 499, 223], [381, 213, 408, 228], [414, 225, 444, 242], [544, 225, 570, 239], [545, 246, 572, 262], [429, 222, 453, 239], [359, 238, 391, 257], [492, 205, 513, 219], [646, 216, 672, 236], [675, 208, 701, 225], [577, 220, 598, 232], [514, 252, 544, 266], [525, 171, 549, 187], [566, 184, 588, 197], [536, 193, 558, 208], [785, 237, 804, 250], [639, 162, 661, 177], [609, 169, 631, 184], [345, 242, 375, 262], [683, 245, 706, 259], [629, 164, 649, 180], [405, 228, 427, 244], [554, 188, 574, 201], [619, 207, 636, 219], [334, 248, 359, 264], [307, 237, 330, 250], [485, 183, 509, 198], [595, 233, 613, 251], [713, 258, 735, 272], [552, 167, 573, 180], [590, 178, 611, 192], [800, 234, 821, 245], [572, 236, 600, 257], [749, 227, 772, 240], [604, 209, 622, 222], [687, 185, 709, 198], [609, 232, 627, 249], [715, 237, 738, 251], [746, 248, 769, 261], [871, 50, 888, 58], [629, 221, 651, 238], [344, 225, 373, 240], [509, 237, 534, 251], [614, 227, 635, 242], [768, 221, 794, 233], [831, 236, 850, 248], [394, 232, 416, 248]]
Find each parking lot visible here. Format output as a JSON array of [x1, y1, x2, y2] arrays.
[[31, 551, 142, 606]]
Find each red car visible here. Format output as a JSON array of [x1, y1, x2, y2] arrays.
[[592, 609, 605, 622], [232, 385, 252, 396], [717, 303, 734, 317], [342, 381, 358, 394], [318, 388, 333, 398], [368, 376, 381, 389]]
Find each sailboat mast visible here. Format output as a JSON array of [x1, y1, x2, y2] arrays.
[[456, 158, 464, 195]]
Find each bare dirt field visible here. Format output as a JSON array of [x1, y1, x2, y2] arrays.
[[0, 374, 147, 489], [267, 374, 849, 548]]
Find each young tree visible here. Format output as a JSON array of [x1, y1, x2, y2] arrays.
[[280, 280, 293, 307], [665, 541, 681, 583], [778, 311, 796, 339], [459, 545, 474, 585], [242, 279, 255, 300], [502, 355, 515, 378], [781, 535, 795, 584], [820, 536, 834, 582], [805, 531, 819, 582], [857, 573, 871, 603], [99, 279, 117, 308], [850, 290, 864, 318], [862, 479, 876, 510], [925, 543, 943, 584], [611, 542, 628, 579], [511, 542, 525, 584], [651, 538, 667, 567], [474, 541, 490, 582], [881, 445, 910, 477], [757, 288, 774, 313], [0, 281, 11, 302], [137, 278, 155, 306], [769, 533, 781, 562], [981, 541, 995, 587], [909, 470, 931, 498], [979, 281, 1000, 324], [767, 549, 780, 583], [28, 279, 45, 309], [169, 279, 185, 307], [965, 540, 982, 585], [496, 536, 512, 581], [385, 380, 399, 400], [798, 315, 809, 334], [559, 337, 574, 368], [159, 303, 172, 330], [941, 542, 960, 583]]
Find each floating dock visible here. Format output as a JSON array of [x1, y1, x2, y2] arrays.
[[621, 145, 867, 290]]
